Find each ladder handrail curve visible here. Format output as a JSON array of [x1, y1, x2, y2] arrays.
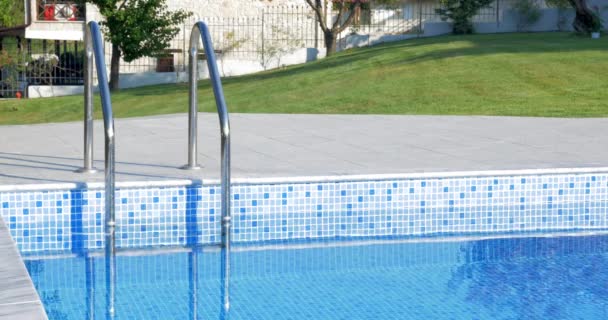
[[188, 21, 232, 314], [84, 21, 116, 318]]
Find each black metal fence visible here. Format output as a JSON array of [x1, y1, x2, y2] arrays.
[[0, 37, 84, 98], [104, 6, 321, 74], [0, 38, 27, 98]]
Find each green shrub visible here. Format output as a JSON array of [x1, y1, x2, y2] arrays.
[[0, 0, 25, 27], [545, 0, 570, 9], [513, 0, 543, 31], [591, 6, 605, 32], [436, 0, 494, 34]]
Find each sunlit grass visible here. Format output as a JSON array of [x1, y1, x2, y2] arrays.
[[1, 32, 607, 125]]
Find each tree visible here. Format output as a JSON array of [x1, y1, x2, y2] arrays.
[[85, 0, 191, 91], [547, 0, 603, 34], [0, 0, 25, 28], [304, 0, 396, 56], [436, 0, 494, 34], [567, 0, 602, 34]]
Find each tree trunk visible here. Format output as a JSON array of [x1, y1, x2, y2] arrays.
[[324, 31, 337, 56], [109, 44, 121, 91], [568, 0, 596, 33]]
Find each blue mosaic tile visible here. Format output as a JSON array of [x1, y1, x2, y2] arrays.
[[1, 173, 608, 253]]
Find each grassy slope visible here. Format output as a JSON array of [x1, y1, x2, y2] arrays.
[[1, 32, 607, 124]]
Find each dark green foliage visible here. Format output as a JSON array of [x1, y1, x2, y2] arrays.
[[435, 0, 494, 34], [0, 0, 25, 27], [83, 0, 191, 89], [545, 0, 570, 8], [90, 0, 191, 62], [512, 0, 543, 31], [590, 9, 604, 32]]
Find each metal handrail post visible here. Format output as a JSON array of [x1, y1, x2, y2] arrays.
[[181, 26, 202, 170], [188, 248, 198, 320], [188, 21, 232, 313], [85, 21, 117, 319], [76, 29, 98, 174], [85, 255, 95, 320]]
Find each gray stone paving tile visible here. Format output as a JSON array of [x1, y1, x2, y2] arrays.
[[0, 114, 607, 185], [0, 218, 47, 319]]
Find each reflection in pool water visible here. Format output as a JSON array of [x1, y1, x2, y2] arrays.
[[25, 234, 608, 319]]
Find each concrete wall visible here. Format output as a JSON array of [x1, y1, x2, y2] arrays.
[[27, 47, 325, 98], [28, 85, 83, 98], [339, 33, 419, 50], [24, 0, 86, 41], [23, 0, 608, 42], [166, 0, 303, 18], [340, 5, 606, 50], [428, 1, 608, 36], [84, 0, 305, 20], [25, 21, 85, 41], [473, 9, 576, 33]]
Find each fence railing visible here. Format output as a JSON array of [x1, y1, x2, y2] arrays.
[[78, 2, 524, 77], [26, 39, 84, 85], [37, 0, 86, 22], [0, 38, 25, 98], [100, 6, 320, 75], [1, 1, 552, 98], [0, 38, 84, 98], [351, 1, 502, 34]]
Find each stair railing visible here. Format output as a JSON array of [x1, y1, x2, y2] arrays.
[[187, 21, 232, 313], [82, 21, 117, 319]]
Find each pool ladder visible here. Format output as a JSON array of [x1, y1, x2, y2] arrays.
[[186, 21, 233, 314], [77, 21, 232, 318], [79, 21, 117, 318]]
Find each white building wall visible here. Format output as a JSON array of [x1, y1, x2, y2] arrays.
[[166, 0, 304, 18], [25, 0, 86, 40], [84, 0, 306, 20]]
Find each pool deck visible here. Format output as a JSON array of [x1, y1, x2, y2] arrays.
[[0, 113, 607, 186], [0, 218, 46, 320], [0, 113, 607, 320]]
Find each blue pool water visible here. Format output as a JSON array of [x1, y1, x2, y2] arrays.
[[25, 234, 608, 319]]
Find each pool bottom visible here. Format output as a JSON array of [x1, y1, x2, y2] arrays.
[[26, 234, 608, 320]]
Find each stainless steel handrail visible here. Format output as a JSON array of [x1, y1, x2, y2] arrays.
[[182, 25, 201, 171], [187, 21, 232, 313], [76, 31, 97, 174], [84, 21, 117, 318]]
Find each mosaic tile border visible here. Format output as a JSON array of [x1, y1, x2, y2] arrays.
[[2, 171, 608, 253]]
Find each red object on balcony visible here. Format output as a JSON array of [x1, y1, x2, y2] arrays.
[[44, 4, 56, 21], [67, 5, 79, 21]]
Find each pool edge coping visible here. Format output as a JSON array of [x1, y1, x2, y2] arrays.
[[2, 167, 608, 192], [0, 216, 48, 320]]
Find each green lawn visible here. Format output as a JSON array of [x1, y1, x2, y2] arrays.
[[1, 32, 607, 124]]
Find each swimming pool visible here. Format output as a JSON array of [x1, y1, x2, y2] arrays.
[[24, 233, 608, 319], [2, 169, 608, 319]]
